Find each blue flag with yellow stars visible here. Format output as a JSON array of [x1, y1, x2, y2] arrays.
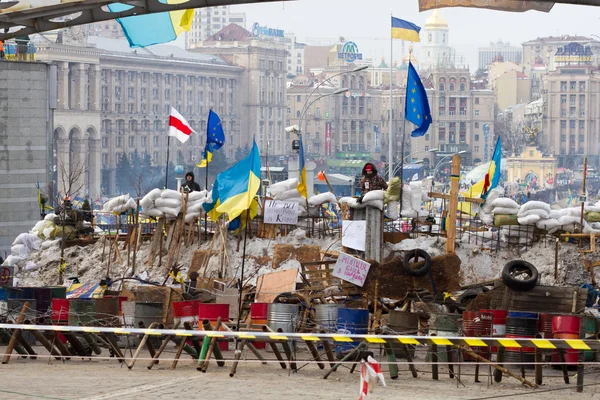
[[405, 61, 432, 137], [207, 110, 225, 150]]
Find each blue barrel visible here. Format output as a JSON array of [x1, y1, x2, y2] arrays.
[[336, 308, 369, 354], [508, 311, 538, 319]]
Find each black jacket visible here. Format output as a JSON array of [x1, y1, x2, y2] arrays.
[[183, 172, 201, 192]]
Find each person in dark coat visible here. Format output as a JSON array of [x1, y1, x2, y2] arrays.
[[359, 162, 388, 196], [182, 172, 201, 192]]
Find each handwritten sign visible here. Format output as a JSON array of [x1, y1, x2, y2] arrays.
[[264, 200, 299, 225], [342, 220, 366, 251], [333, 252, 371, 287]]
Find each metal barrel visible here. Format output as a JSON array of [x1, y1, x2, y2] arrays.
[[505, 314, 538, 369], [429, 313, 461, 335], [336, 308, 369, 354], [267, 303, 300, 333], [387, 311, 419, 359], [95, 297, 121, 327], [134, 302, 163, 328], [314, 304, 343, 332], [121, 301, 136, 327]]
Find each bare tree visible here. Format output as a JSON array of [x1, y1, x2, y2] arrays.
[[59, 158, 87, 199], [495, 113, 527, 157]]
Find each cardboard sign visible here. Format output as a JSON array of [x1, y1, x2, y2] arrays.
[[342, 220, 366, 251], [264, 200, 299, 225], [333, 252, 371, 287]]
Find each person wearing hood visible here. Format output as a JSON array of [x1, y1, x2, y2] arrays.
[[182, 172, 201, 192], [359, 162, 387, 197]]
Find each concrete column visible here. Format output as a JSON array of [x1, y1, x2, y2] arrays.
[[56, 62, 70, 110], [88, 64, 101, 111], [69, 63, 87, 111], [87, 139, 101, 199]]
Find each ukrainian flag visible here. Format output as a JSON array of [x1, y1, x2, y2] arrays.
[[108, 1, 193, 48], [391, 17, 421, 42], [297, 134, 308, 199], [481, 137, 502, 199], [204, 142, 261, 222], [196, 143, 213, 168]]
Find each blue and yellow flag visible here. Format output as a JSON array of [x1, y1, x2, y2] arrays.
[[391, 17, 421, 42], [207, 110, 225, 150], [405, 62, 432, 137], [482, 137, 502, 199], [297, 135, 308, 199], [204, 142, 261, 222], [108, 1, 193, 48], [196, 143, 213, 168]]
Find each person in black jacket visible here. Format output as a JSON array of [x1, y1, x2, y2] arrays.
[[182, 172, 201, 192]]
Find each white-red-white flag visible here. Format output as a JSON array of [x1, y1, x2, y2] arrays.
[[168, 107, 195, 143]]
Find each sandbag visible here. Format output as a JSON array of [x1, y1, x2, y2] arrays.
[[585, 211, 600, 223], [187, 201, 206, 213], [140, 195, 154, 211], [103, 194, 130, 212], [479, 210, 493, 226], [43, 226, 55, 239], [492, 207, 519, 215], [269, 178, 299, 196], [409, 181, 422, 211], [387, 201, 399, 219], [517, 214, 541, 225], [188, 190, 207, 202], [158, 206, 181, 217], [558, 215, 581, 226], [161, 189, 182, 200], [363, 199, 384, 210], [482, 187, 505, 214], [401, 184, 413, 213], [308, 192, 336, 206], [274, 188, 302, 201], [11, 244, 28, 258], [32, 220, 47, 234], [491, 198, 519, 209], [520, 201, 551, 214], [155, 198, 181, 208], [401, 209, 418, 218], [362, 190, 385, 203], [185, 212, 200, 223], [112, 204, 131, 214], [141, 209, 164, 217], [146, 188, 162, 200], [536, 218, 560, 231], [125, 198, 137, 210], [517, 208, 549, 219], [549, 209, 568, 219], [385, 177, 401, 202], [2, 255, 24, 267], [44, 213, 57, 221]]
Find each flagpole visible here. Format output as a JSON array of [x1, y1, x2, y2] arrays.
[[398, 50, 410, 217], [389, 15, 394, 181], [204, 142, 209, 238], [165, 136, 170, 189], [235, 209, 250, 347]]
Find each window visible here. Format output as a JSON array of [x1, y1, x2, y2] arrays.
[[474, 134, 479, 141], [102, 137, 108, 148], [153, 89, 159, 100], [153, 152, 158, 164], [579, 95, 585, 106], [561, 120, 567, 129], [474, 110, 479, 117], [560, 81, 567, 91], [296, 111, 300, 118], [570, 95, 576, 106], [128, 87, 134, 99], [449, 83, 455, 91], [115, 103, 121, 113], [459, 83, 466, 92], [297, 95, 301, 102], [102, 153, 108, 166], [474, 146, 479, 152], [570, 81, 576, 90], [580, 82, 586, 91], [425, 135, 430, 141], [579, 135, 585, 143], [439, 97, 446, 107], [475, 122, 479, 129], [439, 109, 446, 116], [570, 120, 576, 129], [475, 98, 479, 105], [580, 120, 585, 130], [561, 134, 566, 142], [153, 136, 159, 147], [128, 104, 134, 113], [561, 95, 567, 104], [116, 137, 122, 148], [439, 83, 445, 91], [128, 136, 135, 148]]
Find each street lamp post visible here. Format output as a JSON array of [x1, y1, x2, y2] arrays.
[[432, 150, 466, 190]]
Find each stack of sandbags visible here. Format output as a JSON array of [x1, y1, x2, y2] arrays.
[[460, 229, 499, 247], [269, 178, 299, 199], [102, 194, 136, 214], [517, 201, 550, 226], [384, 177, 401, 203], [491, 198, 520, 226], [501, 225, 535, 245], [400, 183, 428, 219], [308, 192, 336, 207], [479, 187, 504, 225], [339, 190, 385, 211], [140, 188, 164, 218], [155, 189, 182, 217], [185, 190, 208, 223]]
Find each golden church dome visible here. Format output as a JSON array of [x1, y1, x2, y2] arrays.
[[425, 10, 448, 29]]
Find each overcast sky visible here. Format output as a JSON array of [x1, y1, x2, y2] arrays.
[[230, 1, 600, 71]]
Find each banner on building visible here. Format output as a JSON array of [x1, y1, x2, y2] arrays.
[[325, 123, 332, 156], [418, 0, 553, 12], [374, 125, 380, 153]]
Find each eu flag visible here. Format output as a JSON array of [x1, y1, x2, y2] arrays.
[[207, 110, 225, 150], [405, 61, 432, 137]]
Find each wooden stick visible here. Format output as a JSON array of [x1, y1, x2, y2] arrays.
[[2, 301, 30, 364], [221, 323, 266, 365], [459, 346, 537, 388], [127, 322, 159, 370], [445, 154, 461, 254], [229, 339, 247, 377], [148, 321, 180, 369], [305, 339, 325, 370]]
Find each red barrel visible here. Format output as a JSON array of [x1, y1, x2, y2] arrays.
[[199, 304, 230, 351], [251, 303, 269, 349], [481, 309, 507, 353], [552, 315, 581, 366], [173, 300, 202, 327], [51, 299, 70, 323], [538, 313, 557, 339]]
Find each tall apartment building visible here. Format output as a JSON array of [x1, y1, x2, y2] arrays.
[[186, 6, 246, 48], [542, 65, 600, 169], [478, 41, 522, 70], [191, 24, 288, 158], [410, 68, 496, 166], [36, 30, 243, 196]]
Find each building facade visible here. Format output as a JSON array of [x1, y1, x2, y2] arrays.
[[36, 30, 243, 196], [419, 10, 456, 71], [186, 6, 246, 47], [541, 66, 600, 169], [410, 68, 496, 166], [192, 24, 288, 159], [478, 41, 522, 70], [522, 36, 600, 72]]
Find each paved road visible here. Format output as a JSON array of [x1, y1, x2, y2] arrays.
[[2, 349, 600, 399]]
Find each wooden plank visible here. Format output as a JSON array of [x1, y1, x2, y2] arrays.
[[365, 207, 383, 262], [445, 154, 460, 254], [255, 268, 299, 303], [428, 192, 485, 204], [489, 284, 587, 313]]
